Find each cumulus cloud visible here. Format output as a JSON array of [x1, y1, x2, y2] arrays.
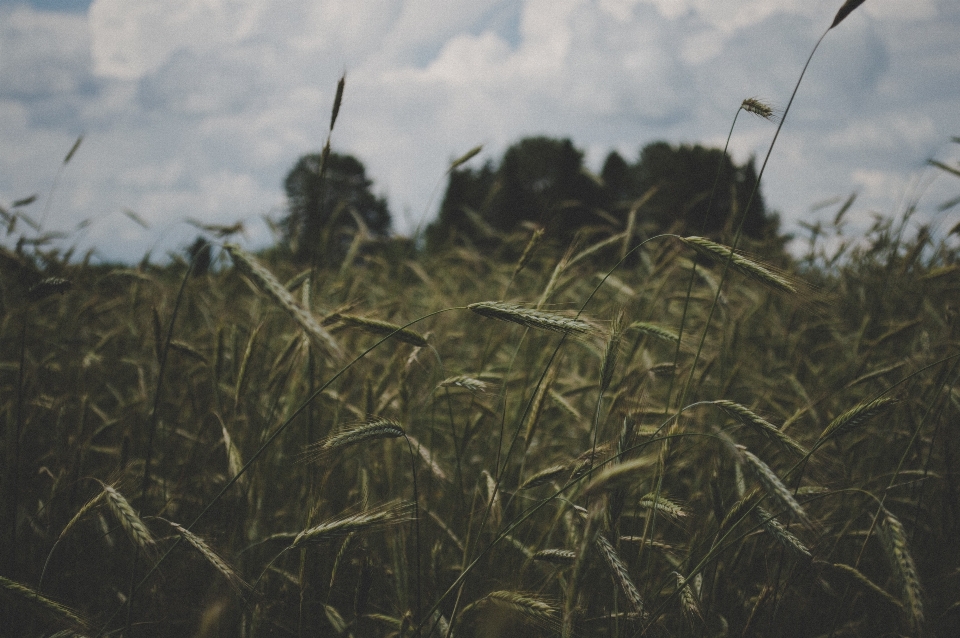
[[0, 0, 958, 263]]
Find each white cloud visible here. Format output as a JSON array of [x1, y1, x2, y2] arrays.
[[1, 0, 958, 262]]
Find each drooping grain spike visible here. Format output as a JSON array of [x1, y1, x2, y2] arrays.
[[595, 534, 647, 617], [448, 145, 483, 172], [290, 501, 414, 548], [164, 519, 250, 595], [736, 446, 813, 529], [468, 301, 593, 335], [880, 507, 924, 634], [101, 483, 156, 554], [818, 397, 899, 445], [713, 400, 808, 457], [682, 236, 797, 294], [225, 243, 342, 357], [301, 417, 405, 462]]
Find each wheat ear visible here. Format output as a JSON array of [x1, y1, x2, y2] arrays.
[[224, 243, 341, 357], [300, 417, 405, 462], [713, 400, 808, 456], [681, 236, 797, 294], [460, 590, 559, 630], [880, 508, 924, 634], [817, 397, 900, 447], [735, 445, 813, 529], [0, 575, 89, 631], [595, 534, 647, 618], [468, 301, 593, 335], [290, 501, 414, 548], [162, 519, 249, 595], [100, 483, 156, 554], [534, 549, 577, 565]]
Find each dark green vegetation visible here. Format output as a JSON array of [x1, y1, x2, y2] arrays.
[[3, 1, 960, 636], [3, 188, 960, 637]]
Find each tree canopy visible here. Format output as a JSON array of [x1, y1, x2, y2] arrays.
[[281, 152, 391, 264], [426, 137, 779, 252]]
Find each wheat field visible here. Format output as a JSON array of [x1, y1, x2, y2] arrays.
[[2, 2, 960, 636]]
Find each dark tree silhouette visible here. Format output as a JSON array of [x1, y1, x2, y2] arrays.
[[426, 137, 781, 254], [426, 137, 607, 251], [632, 142, 775, 239], [282, 152, 391, 264]]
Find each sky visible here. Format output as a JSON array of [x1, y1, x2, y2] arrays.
[[1, 0, 959, 264]]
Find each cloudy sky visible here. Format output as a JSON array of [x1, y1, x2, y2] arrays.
[[2, 0, 959, 263]]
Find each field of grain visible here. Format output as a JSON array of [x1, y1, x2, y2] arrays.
[[2, 2, 960, 636]]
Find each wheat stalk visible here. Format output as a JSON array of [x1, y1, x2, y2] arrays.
[[638, 492, 687, 524], [468, 301, 593, 335], [595, 534, 647, 618], [755, 506, 812, 559], [880, 507, 924, 634], [462, 590, 560, 630], [675, 572, 704, 625], [713, 400, 808, 457], [224, 243, 341, 357], [513, 226, 545, 278], [101, 483, 156, 554], [437, 375, 491, 393], [534, 549, 577, 565], [681, 236, 798, 294], [162, 519, 249, 595], [817, 397, 900, 446], [628, 320, 680, 344], [735, 445, 813, 529], [300, 417, 405, 462], [405, 433, 449, 482], [581, 457, 656, 498], [600, 308, 626, 394], [520, 464, 570, 489], [741, 97, 776, 120], [290, 501, 414, 548], [0, 575, 89, 631]]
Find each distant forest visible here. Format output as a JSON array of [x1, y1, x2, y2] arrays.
[[277, 136, 781, 264]]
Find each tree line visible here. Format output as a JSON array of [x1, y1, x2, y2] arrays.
[[275, 136, 782, 265]]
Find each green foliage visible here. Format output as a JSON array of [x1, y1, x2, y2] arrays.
[[2, 214, 959, 636], [281, 151, 391, 264], [426, 137, 780, 254]]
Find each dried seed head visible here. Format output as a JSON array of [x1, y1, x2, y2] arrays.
[[448, 145, 483, 172], [437, 375, 491, 393], [713, 400, 808, 457], [225, 243, 342, 357], [101, 484, 156, 554], [682, 236, 798, 294], [736, 446, 813, 529], [468, 301, 593, 335], [301, 417, 405, 462], [291, 501, 414, 548], [818, 397, 899, 445], [595, 534, 647, 617], [880, 508, 924, 633], [164, 519, 249, 594], [741, 97, 776, 121]]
